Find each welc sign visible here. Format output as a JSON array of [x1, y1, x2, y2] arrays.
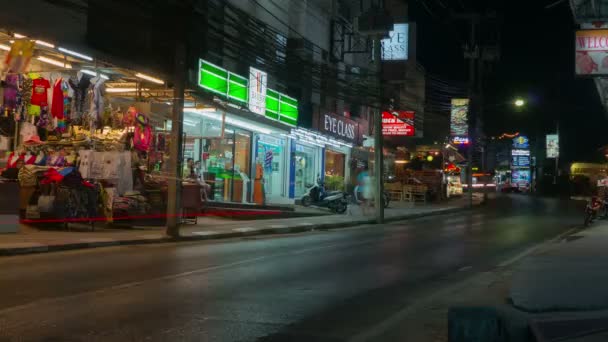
[[197, 59, 298, 126], [575, 29, 608, 75]]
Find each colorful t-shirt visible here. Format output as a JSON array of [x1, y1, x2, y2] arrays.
[[30, 78, 51, 106]]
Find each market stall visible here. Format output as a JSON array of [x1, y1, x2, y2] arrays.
[[0, 30, 181, 229]]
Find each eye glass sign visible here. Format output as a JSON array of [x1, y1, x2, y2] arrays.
[[382, 111, 415, 136]]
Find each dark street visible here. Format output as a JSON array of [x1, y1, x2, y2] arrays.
[[0, 195, 582, 341]]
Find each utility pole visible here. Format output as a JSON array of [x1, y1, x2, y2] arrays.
[[465, 16, 478, 209], [166, 35, 187, 238], [374, 34, 384, 224]]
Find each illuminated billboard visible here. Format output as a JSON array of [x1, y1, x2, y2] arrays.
[[382, 111, 415, 136], [575, 29, 608, 76], [381, 24, 409, 61], [450, 98, 469, 137], [546, 134, 559, 158]]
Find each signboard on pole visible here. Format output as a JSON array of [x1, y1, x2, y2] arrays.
[[575, 29, 608, 76], [248, 67, 268, 115], [546, 134, 559, 158], [382, 110, 415, 136], [450, 98, 469, 137], [512, 136, 530, 149], [381, 23, 409, 61]]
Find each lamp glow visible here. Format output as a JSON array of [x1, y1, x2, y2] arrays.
[[514, 99, 525, 107], [35, 40, 55, 48], [135, 73, 164, 85], [0, 44, 10, 51], [37, 56, 72, 69], [59, 47, 93, 61], [81, 69, 109, 80]]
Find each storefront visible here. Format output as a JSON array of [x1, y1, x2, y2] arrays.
[[0, 29, 181, 226], [193, 59, 299, 205]]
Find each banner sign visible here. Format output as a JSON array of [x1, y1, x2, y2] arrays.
[[452, 136, 470, 145], [450, 99, 469, 137], [512, 155, 531, 167], [319, 112, 358, 143], [248, 67, 268, 115], [546, 134, 559, 158], [512, 135, 529, 149], [575, 29, 608, 76], [512, 149, 530, 156], [381, 23, 409, 61], [382, 111, 415, 136], [198, 59, 298, 126]]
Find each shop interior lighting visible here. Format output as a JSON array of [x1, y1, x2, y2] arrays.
[[80, 69, 109, 80], [0, 44, 10, 51], [105, 87, 148, 93], [135, 72, 164, 85], [59, 47, 93, 61], [35, 40, 55, 48], [37, 56, 72, 69], [13, 33, 26, 38], [187, 109, 272, 135]]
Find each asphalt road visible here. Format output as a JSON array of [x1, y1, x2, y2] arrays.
[[0, 195, 583, 341]]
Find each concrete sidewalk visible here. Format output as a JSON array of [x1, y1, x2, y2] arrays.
[[0, 196, 481, 256], [510, 221, 608, 312]]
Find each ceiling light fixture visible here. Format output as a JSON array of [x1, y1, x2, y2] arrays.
[[37, 56, 72, 69], [187, 109, 272, 134], [13, 33, 26, 39], [135, 72, 164, 85], [80, 69, 109, 80], [35, 40, 55, 48], [58, 47, 93, 61], [105, 87, 148, 93], [0, 44, 10, 51]]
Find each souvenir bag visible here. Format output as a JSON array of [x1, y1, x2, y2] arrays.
[[133, 113, 151, 152]]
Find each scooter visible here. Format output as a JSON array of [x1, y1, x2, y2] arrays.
[[301, 178, 348, 214]]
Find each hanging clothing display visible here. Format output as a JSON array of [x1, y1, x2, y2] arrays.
[[68, 73, 92, 122], [3, 74, 18, 112], [30, 77, 50, 107]]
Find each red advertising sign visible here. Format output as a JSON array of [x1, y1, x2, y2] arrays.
[[382, 111, 415, 136]]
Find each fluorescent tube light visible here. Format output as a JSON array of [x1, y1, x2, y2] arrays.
[[13, 33, 26, 38], [37, 56, 72, 69], [135, 73, 164, 85], [59, 47, 93, 61], [187, 109, 272, 135], [35, 40, 55, 48], [105, 88, 148, 93], [81, 69, 109, 80], [0, 44, 10, 51]]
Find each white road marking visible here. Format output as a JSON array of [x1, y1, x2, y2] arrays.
[[269, 225, 287, 229], [191, 231, 217, 236], [233, 227, 256, 233], [458, 266, 472, 272]]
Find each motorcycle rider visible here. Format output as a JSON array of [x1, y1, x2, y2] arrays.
[[590, 195, 603, 221]]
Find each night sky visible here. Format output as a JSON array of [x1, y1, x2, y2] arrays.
[[409, 0, 608, 163]]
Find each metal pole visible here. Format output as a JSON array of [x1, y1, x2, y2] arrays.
[[374, 34, 384, 224], [554, 121, 559, 185], [166, 41, 187, 237], [466, 20, 477, 209]]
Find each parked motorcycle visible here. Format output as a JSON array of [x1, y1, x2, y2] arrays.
[[301, 179, 348, 214]]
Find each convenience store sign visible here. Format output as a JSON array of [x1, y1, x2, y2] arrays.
[[198, 59, 298, 126]]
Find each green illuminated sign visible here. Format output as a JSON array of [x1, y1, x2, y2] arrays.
[[265, 89, 298, 126], [198, 60, 247, 103], [198, 59, 298, 126]]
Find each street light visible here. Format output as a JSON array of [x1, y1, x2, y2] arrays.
[[514, 98, 525, 107]]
